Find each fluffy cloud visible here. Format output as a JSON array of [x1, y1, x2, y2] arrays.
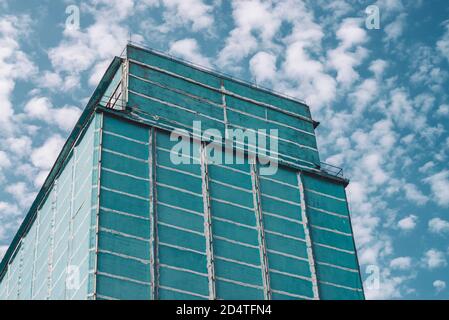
[[422, 249, 447, 269], [169, 38, 211, 67], [24, 97, 53, 120], [350, 78, 378, 112], [384, 13, 407, 42], [369, 59, 388, 78], [0, 150, 12, 177], [403, 183, 428, 205], [249, 51, 277, 84], [433, 280, 446, 293], [388, 88, 426, 129], [328, 18, 368, 87], [4, 136, 32, 159], [437, 104, 449, 116], [424, 170, 449, 207], [419, 161, 435, 174], [437, 22, 449, 63], [48, 0, 146, 90], [30, 135, 65, 171], [0, 14, 37, 135], [24, 96, 81, 131], [0, 201, 19, 216], [217, 0, 282, 68], [397, 215, 418, 231], [0, 245, 7, 260], [160, 0, 214, 32], [390, 256, 412, 270], [428, 218, 449, 235], [216, 0, 336, 110], [30, 135, 65, 187], [52, 106, 83, 131], [364, 266, 415, 300], [5, 182, 36, 210]]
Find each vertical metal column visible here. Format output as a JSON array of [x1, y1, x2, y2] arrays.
[[5, 261, 10, 298], [47, 180, 58, 299], [17, 241, 24, 299], [221, 80, 228, 129], [200, 142, 216, 300], [149, 128, 159, 300], [121, 59, 129, 110], [31, 211, 40, 299], [250, 162, 271, 300], [64, 148, 77, 299], [297, 172, 319, 300], [92, 113, 104, 299]]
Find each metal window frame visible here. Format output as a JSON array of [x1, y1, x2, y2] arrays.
[[250, 162, 271, 300]]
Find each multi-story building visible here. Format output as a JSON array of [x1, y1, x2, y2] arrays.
[[0, 44, 364, 300]]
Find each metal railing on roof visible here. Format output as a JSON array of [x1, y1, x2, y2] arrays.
[[105, 81, 123, 110], [319, 162, 345, 179], [124, 40, 309, 106]]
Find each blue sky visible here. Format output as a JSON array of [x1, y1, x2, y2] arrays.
[[0, 0, 449, 299]]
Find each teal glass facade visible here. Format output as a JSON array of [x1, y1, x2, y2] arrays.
[[0, 44, 364, 300]]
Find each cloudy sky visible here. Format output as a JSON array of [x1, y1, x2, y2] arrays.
[[0, 0, 449, 299]]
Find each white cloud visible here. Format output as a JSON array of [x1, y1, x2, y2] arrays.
[[384, 13, 407, 42], [369, 59, 388, 78], [39, 71, 80, 91], [364, 266, 414, 300], [88, 59, 110, 87], [217, 0, 281, 68], [40, 71, 62, 89], [350, 78, 378, 113], [169, 38, 211, 67], [390, 256, 412, 270], [0, 14, 37, 135], [410, 45, 447, 92], [48, 35, 97, 75], [335, 17, 367, 48], [433, 280, 446, 293], [48, 0, 145, 89], [422, 249, 447, 269], [0, 150, 11, 168], [5, 182, 36, 209], [357, 236, 392, 266], [437, 22, 449, 63], [437, 104, 449, 116], [397, 215, 418, 231], [29, 135, 65, 188], [428, 217, 449, 234], [160, 0, 214, 32], [24, 96, 81, 131], [403, 183, 428, 205], [378, 0, 404, 11], [328, 18, 368, 87], [33, 169, 50, 188], [4, 136, 32, 158], [361, 153, 388, 185], [249, 51, 277, 83], [0, 201, 19, 216], [52, 106, 82, 131], [388, 88, 421, 129], [24, 96, 52, 120], [0, 245, 7, 260], [424, 170, 449, 207], [30, 135, 65, 171], [419, 161, 435, 174], [281, 41, 336, 108], [0, 150, 12, 181]]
